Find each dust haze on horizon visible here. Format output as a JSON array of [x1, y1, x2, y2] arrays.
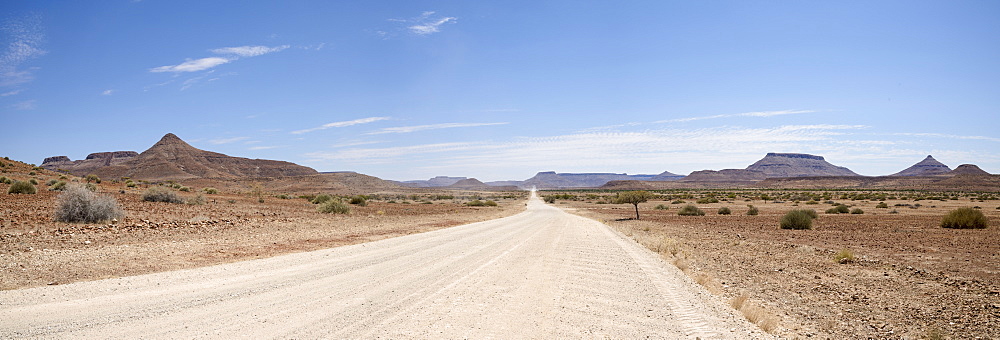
[[1, 1, 998, 182]]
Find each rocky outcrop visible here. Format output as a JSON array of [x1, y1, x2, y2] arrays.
[[746, 153, 859, 177], [45, 133, 318, 181], [891, 155, 951, 176], [679, 169, 768, 182], [949, 164, 990, 176], [401, 176, 468, 187], [520, 171, 664, 189], [41, 151, 138, 175]]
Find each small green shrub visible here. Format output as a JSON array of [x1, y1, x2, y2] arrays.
[[543, 196, 556, 204], [201, 187, 218, 194], [317, 200, 350, 214], [275, 194, 290, 199], [484, 200, 498, 207], [28, 171, 36, 176], [85, 174, 101, 183], [826, 204, 850, 214], [50, 180, 67, 191], [834, 249, 856, 264], [466, 200, 486, 206], [311, 194, 333, 204], [717, 207, 732, 215], [696, 197, 719, 204], [84, 183, 98, 192], [671, 200, 686, 204], [178, 186, 191, 192], [802, 209, 818, 219], [29, 178, 38, 185], [654, 204, 669, 210], [876, 202, 889, 209], [746, 205, 759, 216], [7, 180, 36, 194], [0, 176, 7, 184], [348, 195, 367, 206], [125, 180, 137, 188], [941, 207, 988, 229], [678, 205, 705, 216], [142, 187, 183, 204], [54, 185, 124, 223], [780, 210, 814, 230], [850, 208, 864, 214]]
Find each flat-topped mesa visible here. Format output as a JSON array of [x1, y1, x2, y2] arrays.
[[42, 156, 71, 164], [949, 164, 991, 176], [85, 151, 139, 160], [764, 153, 826, 161], [747, 152, 859, 177]]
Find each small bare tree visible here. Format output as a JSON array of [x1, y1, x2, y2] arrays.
[[614, 190, 655, 220]]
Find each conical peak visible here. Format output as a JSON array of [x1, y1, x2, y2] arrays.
[[152, 133, 193, 148]]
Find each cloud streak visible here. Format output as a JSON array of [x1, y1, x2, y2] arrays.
[[149, 44, 289, 74], [656, 110, 816, 123], [0, 14, 46, 87], [367, 122, 508, 135], [409, 12, 457, 35], [292, 116, 391, 134], [209, 136, 249, 144]]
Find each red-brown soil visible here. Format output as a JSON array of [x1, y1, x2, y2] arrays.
[[556, 194, 999, 339], [0, 160, 526, 290]]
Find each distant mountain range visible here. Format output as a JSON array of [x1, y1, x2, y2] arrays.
[[38, 134, 995, 192]]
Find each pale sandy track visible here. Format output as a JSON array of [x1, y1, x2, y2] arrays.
[[1, 193, 770, 339]]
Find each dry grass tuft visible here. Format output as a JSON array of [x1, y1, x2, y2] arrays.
[[730, 292, 750, 310], [834, 248, 856, 264], [739, 301, 780, 333], [694, 272, 722, 294], [673, 257, 690, 272]]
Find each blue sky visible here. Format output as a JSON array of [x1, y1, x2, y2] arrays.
[[1, 1, 998, 181]]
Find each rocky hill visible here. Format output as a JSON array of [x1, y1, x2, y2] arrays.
[[43, 133, 318, 181], [518, 171, 672, 189], [41, 151, 139, 176], [949, 164, 990, 176], [400, 176, 468, 187], [746, 153, 859, 177], [891, 155, 951, 176]]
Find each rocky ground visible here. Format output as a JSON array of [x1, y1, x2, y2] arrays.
[[0, 160, 526, 290], [556, 193, 999, 339]]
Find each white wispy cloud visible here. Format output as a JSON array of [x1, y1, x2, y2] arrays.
[[249, 146, 280, 150], [149, 44, 289, 74], [1, 89, 22, 96], [367, 122, 508, 135], [655, 109, 816, 123], [209, 136, 249, 144], [11, 99, 36, 110], [0, 14, 46, 87], [101, 89, 114, 95], [211, 45, 289, 57], [292, 116, 391, 134], [150, 57, 230, 73], [893, 132, 1000, 143], [409, 12, 457, 35]]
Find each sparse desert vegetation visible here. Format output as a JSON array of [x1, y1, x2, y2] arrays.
[[542, 188, 999, 339]]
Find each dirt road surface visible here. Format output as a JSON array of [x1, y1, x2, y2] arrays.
[[1, 193, 768, 339]]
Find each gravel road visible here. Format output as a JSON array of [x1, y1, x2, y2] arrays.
[[1, 193, 770, 339]]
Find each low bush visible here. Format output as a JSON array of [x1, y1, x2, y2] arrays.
[[7, 180, 36, 194], [54, 184, 123, 223], [178, 186, 191, 192], [84, 183, 98, 192], [126, 180, 137, 188], [50, 181, 67, 191], [717, 207, 732, 215], [802, 209, 818, 219], [186, 193, 206, 205], [696, 197, 719, 204], [833, 249, 856, 264], [317, 200, 350, 214], [85, 174, 101, 183], [876, 202, 889, 209], [677, 205, 705, 216], [746, 205, 759, 216], [825, 204, 850, 214], [466, 200, 486, 206], [484, 200, 498, 207], [543, 196, 556, 204], [940, 207, 988, 229], [311, 194, 333, 204], [850, 208, 864, 214], [780, 209, 814, 230], [203, 187, 218, 194], [275, 194, 290, 199], [348, 195, 367, 206], [654, 204, 668, 210], [671, 200, 686, 204], [142, 187, 183, 204]]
